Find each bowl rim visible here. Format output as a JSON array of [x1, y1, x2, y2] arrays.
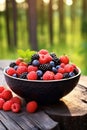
[[4, 66, 81, 83]]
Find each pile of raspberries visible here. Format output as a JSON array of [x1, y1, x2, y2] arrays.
[[5, 49, 78, 80]]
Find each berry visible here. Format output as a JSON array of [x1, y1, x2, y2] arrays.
[[2, 89, 13, 101], [28, 65, 38, 72], [50, 53, 60, 65], [60, 55, 69, 64], [58, 67, 65, 74], [15, 58, 23, 65], [6, 67, 16, 76], [39, 63, 51, 72], [64, 64, 74, 73], [31, 54, 39, 61], [50, 61, 55, 67], [0, 86, 5, 93], [54, 73, 63, 80], [12, 73, 18, 78], [19, 62, 28, 67], [43, 71, 54, 80], [63, 73, 69, 78], [19, 72, 28, 79], [32, 60, 40, 66], [69, 72, 75, 77], [11, 103, 21, 113], [16, 66, 28, 75], [9, 62, 16, 68], [52, 67, 57, 73], [36, 70, 43, 77], [11, 96, 22, 105], [27, 71, 37, 80], [3, 100, 13, 111], [38, 49, 48, 55], [0, 98, 5, 109], [26, 101, 38, 113]]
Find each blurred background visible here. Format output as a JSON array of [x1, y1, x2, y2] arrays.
[[0, 0, 87, 75]]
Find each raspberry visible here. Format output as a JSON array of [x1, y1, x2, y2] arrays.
[[2, 89, 13, 101], [26, 101, 38, 113], [28, 65, 38, 72], [3, 100, 13, 111], [58, 67, 65, 74], [0, 98, 5, 109], [64, 64, 74, 73], [16, 66, 28, 75], [19, 62, 28, 67], [38, 49, 48, 55], [15, 58, 24, 65], [39, 54, 52, 64], [60, 55, 69, 64], [0, 86, 5, 93], [54, 73, 63, 80], [43, 71, 54, 80], [27, 71, 37, 80], [11, 103, 21, 113], [6, 67, 16, 76], [11, 96, 22, 105]]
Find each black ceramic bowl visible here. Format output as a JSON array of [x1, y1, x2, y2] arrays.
[[4, 67, 81, 105]]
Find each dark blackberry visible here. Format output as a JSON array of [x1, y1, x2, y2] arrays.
[[39, 63, 52, 72], [50, 53, 60, 65], [31, 54, 39, 61], [9, 62, 16, 68], [19, 72, 28, 79], [73, 68, 78, 75], [63, 73, 69, 79]]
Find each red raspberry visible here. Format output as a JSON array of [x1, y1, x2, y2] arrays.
[[64, 64, 74, 73], [60, 63, 65, 68], [0, 98, 5, 109], [46, 54, 53, 63], [2, 89, 13, 101], [0, 86, 5, 93], [28, 65, 38, 72], [15, 58, 23, 65], [26, 101, 38, 113], [27, 71, 37, 80], [60, 55, 69, 64], [19, 62, 28, 67], [3, 100, 13, 111], [11, 96, 22, 105], [6, 67, 16, 76], [16, 66, 28, 75], [38, 49, 48, 55], [39, 54, 52, 64], [43, 71, 54, 80], [58, 67, 65, 74], [11, 103, 21, 113], [54, 73, 63, 80]]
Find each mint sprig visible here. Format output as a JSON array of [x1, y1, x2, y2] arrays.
[[17, 49, 37, 63]]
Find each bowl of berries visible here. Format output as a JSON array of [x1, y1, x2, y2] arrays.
[[4, 49, 81, 105]]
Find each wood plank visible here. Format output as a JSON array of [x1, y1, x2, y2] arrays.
[[0, 121, 6, 130]]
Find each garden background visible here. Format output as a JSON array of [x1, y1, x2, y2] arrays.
[[0, 0, 87, 75]]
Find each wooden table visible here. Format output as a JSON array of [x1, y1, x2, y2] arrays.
[[0, 60, 87, 130]]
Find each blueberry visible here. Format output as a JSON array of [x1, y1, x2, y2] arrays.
[[69, 72, 75, 77], [36, 70, 43, 77], [12, 73, 18, 78], [14, 65, 18, 70], [56, 65, 60, 69], [32, 60, 40, 66], [50, 61, 55, 67], [52, 67, 57, 73]]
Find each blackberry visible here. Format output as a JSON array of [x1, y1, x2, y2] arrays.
[[63, 73, 69, 79], [39, 63, 52, 72], [19, 72, 28, 79], [31, 54, 39, 61], [9, 62, 16, 68], [50, 53, 60, 65]]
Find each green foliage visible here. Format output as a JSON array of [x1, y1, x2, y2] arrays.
[[17, 49, 37, 63]]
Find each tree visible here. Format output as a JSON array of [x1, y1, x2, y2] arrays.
[[26, 0, 38, 50]]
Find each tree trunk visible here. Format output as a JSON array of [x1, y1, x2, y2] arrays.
[[49, 0, 53, 45], [27, 0, 38, 51], [12, 0, 17, 47], [58, 0, 65, 41]]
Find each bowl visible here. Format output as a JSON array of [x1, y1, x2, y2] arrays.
[[4, 67, 81, 105]]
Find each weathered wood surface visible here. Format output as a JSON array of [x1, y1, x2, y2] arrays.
[[0, 60, 87, 130]]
